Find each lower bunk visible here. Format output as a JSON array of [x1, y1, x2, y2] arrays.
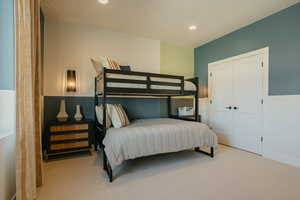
[[97, 118, 218, 182]]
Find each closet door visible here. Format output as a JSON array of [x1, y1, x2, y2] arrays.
[[209, 53, 264, 154], [208, 62, 233, 145], [232, 55, 263, 154]]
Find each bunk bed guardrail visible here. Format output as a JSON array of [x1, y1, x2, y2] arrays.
[[95, 68, 199, 96]]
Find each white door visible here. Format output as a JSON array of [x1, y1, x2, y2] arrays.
[[231, 55, 263, 154], [208, 62, 234, 145], [208, 53, 264, 154]]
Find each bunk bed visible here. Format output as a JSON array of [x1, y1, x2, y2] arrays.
[[94, 68, 217, 182]]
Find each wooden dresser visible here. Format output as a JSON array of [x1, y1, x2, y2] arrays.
[[45, 119, 93, 160]]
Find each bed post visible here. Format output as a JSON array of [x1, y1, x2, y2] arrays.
[[102, 69, 107, 175], [167, 96, 171, 117], [94, 78, 99, 151], [102, 68, 113, 182], [194, 77, 199, 122], [102, 86, 107, 142], [195, 92, 199, 121]]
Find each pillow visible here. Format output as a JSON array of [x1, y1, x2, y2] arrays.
[[116, 104, 130, 125], [112, 60, 121, 70], [91, 57, 121, 73], [91, 57, 110, 74], [106, 57, 114, 70], [106, 57, 120, 70], [95, 105, 112, 128], [109, 104, 130, 128], [120, 66, 131, 71]]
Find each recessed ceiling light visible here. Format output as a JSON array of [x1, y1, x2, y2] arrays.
[[189, 25, 197, 30], [98, 0, 109, 5]]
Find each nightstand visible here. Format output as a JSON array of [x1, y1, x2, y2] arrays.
[[44, 119, 93, 160]]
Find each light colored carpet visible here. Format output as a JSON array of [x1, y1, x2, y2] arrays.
[[37, 145, 300, 200]]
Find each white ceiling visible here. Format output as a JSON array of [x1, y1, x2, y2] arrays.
[[41, 0, 300, 47]]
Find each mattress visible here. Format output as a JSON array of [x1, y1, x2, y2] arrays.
[[103, 118, 218, 169], [96, 74, 196, 94]]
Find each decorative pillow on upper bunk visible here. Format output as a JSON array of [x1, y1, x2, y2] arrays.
[[108, 104, 130, 128], [91, 57, 120, 74], [95, 105, 112, 128], [91, 57, 110, 74], [107, 58, 121, 70]]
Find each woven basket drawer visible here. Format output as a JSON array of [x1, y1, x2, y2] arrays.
[[50, 141, 89, 151], [50, 124, 88, 132], [51, 132, 88, 141]]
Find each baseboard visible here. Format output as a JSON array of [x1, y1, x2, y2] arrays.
[[263, 150, 300, 168]]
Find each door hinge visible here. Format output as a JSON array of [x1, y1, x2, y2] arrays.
[[261, 62, 264, 68], [210, 72, 212, 77], [261, 99, 264, 104], [260, 136, 264, 143]]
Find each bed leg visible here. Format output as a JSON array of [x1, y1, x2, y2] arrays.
[[103, 149, 113, 182], [195, 147, 214, 158], [103, 149, 107, 171], [107, 162, 113, 182], [210, 147, 214, 158], [105, 158, 113, 182]]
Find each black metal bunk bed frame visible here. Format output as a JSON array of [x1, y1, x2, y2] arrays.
[[94, 68, 214, 182]]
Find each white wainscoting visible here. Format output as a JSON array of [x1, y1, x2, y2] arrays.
[[201, 95, 300, 168], [198, 98, 209, 123], [0, 90, 16, 200], [263, 95, 300, 167], [0, 90, 15, 140]]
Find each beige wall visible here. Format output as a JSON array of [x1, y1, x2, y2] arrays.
[[160, 41, 194, 78], [0, 135, 16, 200], [44, 20, 161, 97]]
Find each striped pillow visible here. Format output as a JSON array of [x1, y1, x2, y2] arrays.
[[116, 104, 130, 125], [110, 104, 130, 128], [106, 57, 121, 70]]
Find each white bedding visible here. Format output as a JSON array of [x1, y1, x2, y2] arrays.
[[96, 73, 196, 94], [103, 118, 218, 169]]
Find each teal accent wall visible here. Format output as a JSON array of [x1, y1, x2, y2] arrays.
[[44, 96, 193, 124], [0, 0, 14, 90], [195, 3, 300, 97]]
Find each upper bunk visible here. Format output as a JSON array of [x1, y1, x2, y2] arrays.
[[95, 68, 199, 97]]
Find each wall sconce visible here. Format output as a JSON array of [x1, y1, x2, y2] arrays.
[[66, 70, 77, 92]]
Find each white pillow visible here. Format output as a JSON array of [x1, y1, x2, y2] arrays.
[[91, 57, 110, 74], [95, 105, 111, 128], [109, 104, 130, 128]]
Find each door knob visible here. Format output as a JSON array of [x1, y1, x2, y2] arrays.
[[233, 106, 239, 110], [225, 106, 232, 110]]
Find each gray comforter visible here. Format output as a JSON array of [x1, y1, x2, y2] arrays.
[[103, 118, 218, 169]]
